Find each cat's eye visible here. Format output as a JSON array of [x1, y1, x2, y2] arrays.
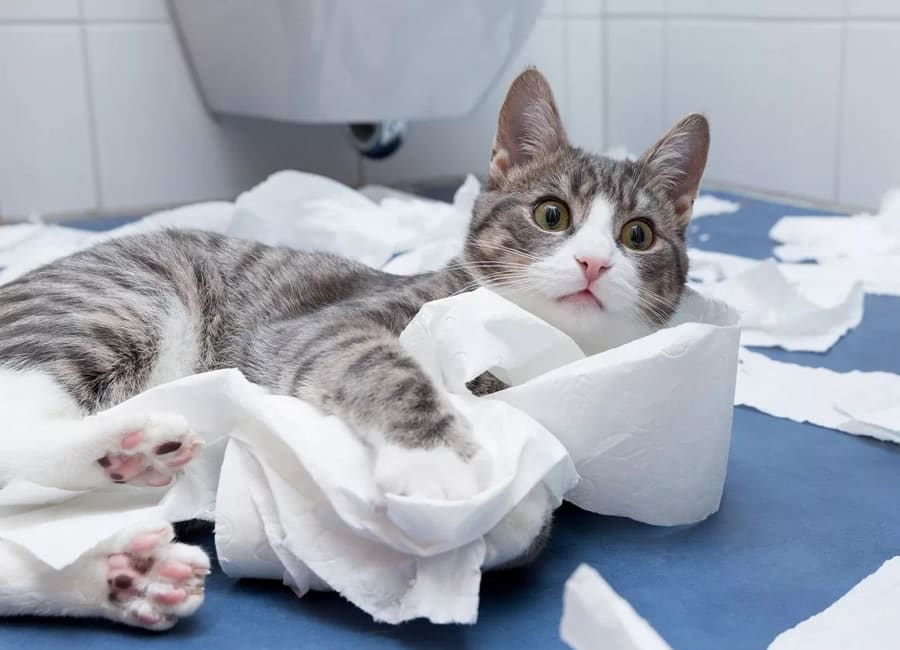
[[533, 200, 570, 232], [620, 220, 654, 251]]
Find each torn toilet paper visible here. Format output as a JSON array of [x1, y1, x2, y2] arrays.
[[768, 189, 900, 296], [696, 259, 863, 352], [768, 557, 900, 650], [560, 564, 671, 650], [688, 251, 863, 352], [736, 349, 900, 444], [692, 194, 740, 219], [0, 286, 738, 622], [559, 558, 900, 650]]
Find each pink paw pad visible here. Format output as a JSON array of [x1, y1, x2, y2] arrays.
[[95, 414, 200, 488], [102, 525, 210, 631]]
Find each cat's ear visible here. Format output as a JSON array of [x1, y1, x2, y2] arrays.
[[489, 67, 568, 188], [638, 113, 710, 227]]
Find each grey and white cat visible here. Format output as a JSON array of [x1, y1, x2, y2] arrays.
[[0, 68, 708, 630]]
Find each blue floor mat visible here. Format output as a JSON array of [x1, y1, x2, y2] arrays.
[[2, 191, 898, 649]]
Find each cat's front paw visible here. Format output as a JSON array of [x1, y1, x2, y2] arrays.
[[95, 413, 202, 487], [374, 444, 481, 501]]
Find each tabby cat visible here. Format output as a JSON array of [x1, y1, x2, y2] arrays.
[[0, 68, 708, 630]]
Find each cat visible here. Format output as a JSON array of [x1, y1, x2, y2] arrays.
[[0, 68, 708, 630]]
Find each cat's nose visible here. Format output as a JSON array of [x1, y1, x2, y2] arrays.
[[575, 255, 611, 284]]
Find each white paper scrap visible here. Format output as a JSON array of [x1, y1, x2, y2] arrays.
[[561, 564, 672, 650], [698, 259, 863, 352], [692, 194, 740, 219], [770, 188, 900, 262], [736, 349, 900, 444], [769, 557, 900, 650]]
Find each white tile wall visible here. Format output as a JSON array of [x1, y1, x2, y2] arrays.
[[565, 18, 605, 153], [0, 25, 96, 217], [666, 20, 843, 200], [666, 0, 844, 18], [606, 18, 665, 154], [839, 23, 900, 206], [846, 0, 900, 18], [606, 0, 664, 15], [81, 0, 169, 21], [4, 0, 900, 215], [85, 23, 357, 211], [0, 1, 79, 21], [567, 0, 604, 17]]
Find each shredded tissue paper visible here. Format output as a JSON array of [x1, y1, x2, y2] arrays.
[[768, 188, 900, 296], [559, 558, 900, 650], [0, 171, 742, 623]]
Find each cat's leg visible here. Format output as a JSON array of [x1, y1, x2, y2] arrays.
[[483, 483, 555, 570], [261, 321, 481, 500], [0, 368, 201, 491], [0, 521, 209, 630]]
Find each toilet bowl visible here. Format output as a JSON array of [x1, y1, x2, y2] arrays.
[[169, 0, 543, 124]]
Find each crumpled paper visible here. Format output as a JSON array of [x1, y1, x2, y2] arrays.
[[688, 251, 863, 353], [736, 349, 900, 444], [0, 285, 738, 622], [768, 557, 900, 650], [0, 171, 477, 285], [692, 194, 740, 219], [695, 258, 863, 352], [496, 288, 740, 525], [768, 188, 900, 296], [560, 564, 671, 650]]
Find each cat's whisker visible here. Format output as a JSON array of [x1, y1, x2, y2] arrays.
[[468, 240, 541, 262]]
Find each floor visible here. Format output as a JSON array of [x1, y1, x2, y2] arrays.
[[2, 190, 899, 649]]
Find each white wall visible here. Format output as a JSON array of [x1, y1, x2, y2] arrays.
[[365, 0, 900, 209], [2, 0, 900, 219], [0, 0, 356, 220]]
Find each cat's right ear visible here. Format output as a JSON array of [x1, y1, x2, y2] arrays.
[[489, 68, 568, 188]]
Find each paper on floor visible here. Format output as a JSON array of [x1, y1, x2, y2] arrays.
[[0, 171, 476, 284], [560, 564, 672, 650], [697, 259, 863, 352], [688, 251, 863, 352], [692, 194, 740, 219], [736, 349, 900, 444], [768, 188, 900, 296], [769, 557, 900, 650]]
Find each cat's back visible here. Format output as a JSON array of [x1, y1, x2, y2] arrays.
[[0, 228, 403, 343]]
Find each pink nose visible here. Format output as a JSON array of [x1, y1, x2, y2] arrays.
[[576, 255, 611, 284]]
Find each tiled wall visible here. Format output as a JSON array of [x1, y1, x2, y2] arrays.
[[365, 0, 900, 209], [0, 0, 356, 219], [2, 0, 900, 218]]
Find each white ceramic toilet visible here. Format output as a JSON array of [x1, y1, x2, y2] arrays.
[[169, 0, 542, 126]]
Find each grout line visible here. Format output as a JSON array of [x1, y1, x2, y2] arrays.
[[831, 0, 849, 204], [661, 4, 669, 132], [601, 0, 610, 151], [561, 14, 571, 129], [76, 0, 104, 212], [0, 18, 169, 25]]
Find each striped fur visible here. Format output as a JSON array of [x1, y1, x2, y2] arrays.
[[0, 70, 710, 620]]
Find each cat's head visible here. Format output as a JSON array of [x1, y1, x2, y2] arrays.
[[464, 68, 709, 352]]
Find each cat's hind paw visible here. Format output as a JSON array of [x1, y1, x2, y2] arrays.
[[100, 522, 209, 630], [96, 413, 202, 487], [375, 444, 481, 501]]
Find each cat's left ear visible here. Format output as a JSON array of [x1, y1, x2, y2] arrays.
[[638, 113, 710, 228]]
